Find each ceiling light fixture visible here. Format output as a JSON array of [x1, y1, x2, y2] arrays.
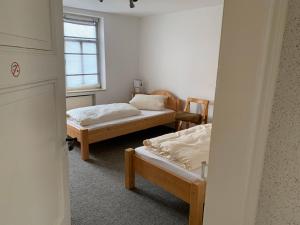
[[99, 0, 139, 8]]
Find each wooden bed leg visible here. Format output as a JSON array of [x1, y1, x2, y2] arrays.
[[125, 148, 135, 189], [189, 182, 206, 225], [80, 129, 89, 161]]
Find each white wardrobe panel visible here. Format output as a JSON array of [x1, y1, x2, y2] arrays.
[[0, 82, 64, 225], [0, 0, 52, 50]]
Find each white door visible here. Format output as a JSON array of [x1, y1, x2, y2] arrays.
[[0, 1, 70, 225]]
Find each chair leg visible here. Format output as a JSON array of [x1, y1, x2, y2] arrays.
[[125, 148, 135, 189], [189, 182, 205, 225], [176, 121, 183, 131]]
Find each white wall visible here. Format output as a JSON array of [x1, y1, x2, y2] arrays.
[[64, 6, 224, 113], [64, 7, 140, 104], [138, 6, 223, 118]]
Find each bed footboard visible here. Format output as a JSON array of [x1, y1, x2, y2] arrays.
[[124, 148, 206, 225]]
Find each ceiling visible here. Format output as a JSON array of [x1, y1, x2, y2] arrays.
[[63, 0, 223, 17]]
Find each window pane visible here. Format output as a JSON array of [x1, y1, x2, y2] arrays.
[[66, 75, 100, 90], [65, 55, 82, 75], [83, 75, 99, 86], [66, 75, 83, 89], [82, 42, 97, 54], [65, 41, 81, 53], [64, 22, 96, 39], [64, 16, 101, 91], [83, 55, 98, 74]]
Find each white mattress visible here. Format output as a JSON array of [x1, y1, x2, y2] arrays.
[[135, 146, 207, 182], [67, 109, 174, 131]]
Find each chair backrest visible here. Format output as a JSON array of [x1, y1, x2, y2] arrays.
[[184, 97, 209, 124]]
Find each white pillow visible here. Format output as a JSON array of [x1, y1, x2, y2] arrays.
[[129, 94, 167, 111]]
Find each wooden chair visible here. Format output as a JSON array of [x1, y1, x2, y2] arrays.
[[176, 98, 209, 130]]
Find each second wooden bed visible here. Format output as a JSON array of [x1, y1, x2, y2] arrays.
[[125, 147, 206, 225], [67, 90, 180, 160]]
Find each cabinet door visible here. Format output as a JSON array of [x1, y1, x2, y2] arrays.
[[0, 0, 70, 225], [0, 0, 52, 50]]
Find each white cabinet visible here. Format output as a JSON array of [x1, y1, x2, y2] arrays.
[[0, 0, 70, 225], [0, 0, 52, 50]]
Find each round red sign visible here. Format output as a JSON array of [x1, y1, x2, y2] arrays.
[[11, 62, 20, 77]]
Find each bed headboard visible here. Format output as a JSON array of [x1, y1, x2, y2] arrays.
[[151, 90, 181, 111]]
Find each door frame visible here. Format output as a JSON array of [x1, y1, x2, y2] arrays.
[[242, 1, 288, 224], [203, 1, 288, 225]]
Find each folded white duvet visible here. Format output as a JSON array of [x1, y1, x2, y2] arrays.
[[67, 103, 141, 126], [143, 124, 212, 171]]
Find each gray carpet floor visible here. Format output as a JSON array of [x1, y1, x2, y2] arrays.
[[69, 126, 189, 225]]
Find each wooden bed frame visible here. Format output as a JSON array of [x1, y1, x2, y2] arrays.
[[67, 90, 180, 160], [125, 148, 206, 225]]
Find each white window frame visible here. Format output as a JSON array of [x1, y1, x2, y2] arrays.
[[64, 14, 102, 92]]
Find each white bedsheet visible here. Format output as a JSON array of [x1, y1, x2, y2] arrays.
[[143, 124, 211, 171], [67, 103, 140, 126], [135, 146, 208, 182], [67, 109, 175, 131]]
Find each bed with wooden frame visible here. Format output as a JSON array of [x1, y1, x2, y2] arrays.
[[124, 147, 206, 225], [67, 90, 180, 160]]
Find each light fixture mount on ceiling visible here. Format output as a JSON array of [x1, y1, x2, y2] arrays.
[[99, 0, 139, 8]]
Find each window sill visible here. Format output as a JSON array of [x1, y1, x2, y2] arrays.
[[66, 88, 106, 96]]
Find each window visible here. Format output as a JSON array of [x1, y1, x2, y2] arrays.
[[64, 15, 101, 91]]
